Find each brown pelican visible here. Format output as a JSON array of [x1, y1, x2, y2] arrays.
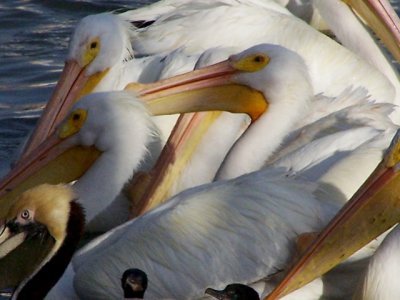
[[0, 184, 84, 299]]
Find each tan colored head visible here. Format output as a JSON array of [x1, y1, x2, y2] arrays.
[[0, 184, 84, 298], [6, 184, 76, 243]]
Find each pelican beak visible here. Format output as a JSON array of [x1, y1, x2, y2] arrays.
[[0, 218, 49, 259], [0, 211, 57, 289], [345, 0, 400, 61], [0, 220, 29, 289], [129, 111, 224, 216], [0, 130, 101, 220], [125, 59, 267, 215], [0, 222, 18, 252], [128, 59, 267, 121], [0, 222, 27, 259], [265, 130, 400, 299], [20, 60, 108, 160]]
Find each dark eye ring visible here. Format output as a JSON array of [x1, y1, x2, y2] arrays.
[[21, 209, 30, 220]]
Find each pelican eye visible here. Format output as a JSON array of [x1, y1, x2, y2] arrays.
[[231, 53, 270, 72], [82, 37, 100, 66], [59, 108, 88, 139], [72, 112, 81, 121], [20, 209, 30, 220], [90, 41, 98, 49]]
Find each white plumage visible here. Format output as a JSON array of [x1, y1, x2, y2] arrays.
[[45, 42, 398, 300], [124, 0, 397, 106], [65, 92, 162, 231], [353, 225, 400, 300], [8, 1, 400, 299], [70, 168, 339, 299]]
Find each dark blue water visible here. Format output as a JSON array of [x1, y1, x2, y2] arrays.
[[0, 0, 399, 176]]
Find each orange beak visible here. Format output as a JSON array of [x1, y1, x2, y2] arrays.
[[19, 60, 90, 160], [127, 60, 267, 121], [0, 128, 100, 219]]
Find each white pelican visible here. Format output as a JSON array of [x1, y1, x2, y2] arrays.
[[0, 83, 264, 232], [263, 130, 400, 299], [0, 92, 161, 232], [20, 13, 137, 158], [0, 184, 84, 299], [19, 13, 203, 159], [125, 43, 397, 216], [119, 0, 400, 215]]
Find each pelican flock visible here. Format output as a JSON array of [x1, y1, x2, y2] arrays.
[[2, 0, 400, 299]]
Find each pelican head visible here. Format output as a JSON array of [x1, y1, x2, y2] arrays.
[[121, 268, 148, 299], [0, 92, 159, 228], [124, 44, 313, 213], [68, 13, 133, 77], [21, 13, 134, 158], [0, 184, 84, 299]]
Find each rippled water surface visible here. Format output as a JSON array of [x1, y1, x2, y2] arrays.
[[0, 0, 399, 176]]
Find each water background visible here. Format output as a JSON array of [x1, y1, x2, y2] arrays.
[[0, 0, 399, 175]]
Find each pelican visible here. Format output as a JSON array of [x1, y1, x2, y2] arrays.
[[0, 92, 161, 232], [18, 13, 203, 160], [125, 43, 397, 216], [0, 82, 264, 232], [119, 0, 400, 215], [263, 130, 400, 299], [0, 184, 84, 299]]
